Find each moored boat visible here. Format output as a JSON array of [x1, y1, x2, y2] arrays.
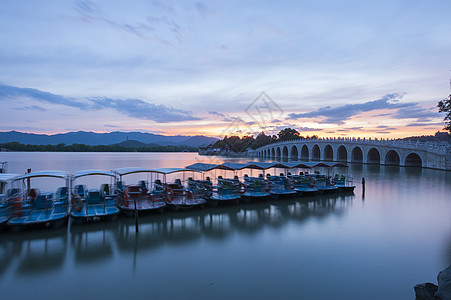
[[70, 169, 119, 224], [151, 168, 207, 210], [265, 174, 297, 199], [7, 170, 70, 229], [332, 174, 356, 193], [114, 167, 166, 215], [0, 173, 19, 227]]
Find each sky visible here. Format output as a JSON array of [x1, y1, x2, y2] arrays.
[[0, 0, 450, 139]]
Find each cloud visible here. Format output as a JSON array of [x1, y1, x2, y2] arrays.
[[0, 83, 200, 123], [286, 93, 415, 124], [90, 97, 200, 122], [406, 122, 443, 127], [0, 83, 89, 109], [74, 0, 183, 46], [392, 107, 440, 120], [376, 125, 397, 130], [14, 105, 47, 112], [208, 111, 226, 117], [298, 127, 323, 132]]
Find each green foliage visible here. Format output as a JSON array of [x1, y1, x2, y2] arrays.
[[0, 142, 197, 152], [208, 128, 320, 152], [277, 128, 300, 141], [437, 94, 451, 133]]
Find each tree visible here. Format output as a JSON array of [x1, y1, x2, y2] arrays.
[[437, 94, 451, 133], [277, 128, 300, 141]]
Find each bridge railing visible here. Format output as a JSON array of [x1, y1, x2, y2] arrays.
[[252, 137, 451, 155]]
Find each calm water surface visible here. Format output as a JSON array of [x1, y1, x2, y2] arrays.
[[1, 152, 450, 300]]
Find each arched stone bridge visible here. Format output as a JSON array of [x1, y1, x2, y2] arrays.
[[247, 138, 451, 170]]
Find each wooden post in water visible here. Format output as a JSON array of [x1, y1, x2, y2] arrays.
[[134, 197, 139, 233], [27, 168, 31, 195], [362, 177, 365, 199]]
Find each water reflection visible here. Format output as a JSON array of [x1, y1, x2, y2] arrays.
[[0, 194, 353, 277], [1, 229, 67, 277]]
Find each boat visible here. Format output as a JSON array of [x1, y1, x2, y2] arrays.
[[151, 168, 207, 210], [332, 174, 356, 193], [265, 174, 297, 199], [185, 163, 243, 206], [288, 173, 319, 195], [0, 173, 19, 227], [113, 167, 166, 215], [309, 173, 339, 193], [7, 170, 70, 229], [221, 162, 270, 201], [70, 169, 120, 224]]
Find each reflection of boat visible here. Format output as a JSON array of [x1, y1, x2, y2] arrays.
[[0, 173, 19, 227], [70, 170, 119, 224], [152, 168, 207, 210], [114, 168, 166, 215], [7, 171, 70, 229], [70, 221, 118, 265]]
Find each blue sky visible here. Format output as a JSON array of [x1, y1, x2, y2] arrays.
[[0, 0, 450, 138]]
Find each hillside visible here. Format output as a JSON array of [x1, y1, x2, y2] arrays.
[[0, 131, 218, 147]]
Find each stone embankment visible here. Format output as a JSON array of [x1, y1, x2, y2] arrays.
[[415, 265, 451, 300]]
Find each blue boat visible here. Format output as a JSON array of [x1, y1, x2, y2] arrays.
[[7, 170, 70, 229], [70, 169, 120, 224], [0, 173, 19, 227], [332, 174, 356, 193], [310, 173, 339, 193], [289, 174, 319, 195], [265, 174, 297, 199], [184, 163, 243, 206]]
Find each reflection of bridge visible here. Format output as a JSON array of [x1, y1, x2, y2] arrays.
[[248, 138, 451, 170]]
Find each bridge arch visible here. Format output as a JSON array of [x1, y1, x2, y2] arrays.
[[385, 150, 400, 166], [282, 146, 289, 159], [312, 144, 321, 161], [276, 147, 281, 158], [337, 145, 347, 162], [404, 152, 422, 167], [290, 145, 299, 160], [367, 148, 380, 164], [324, 145, 333, 161], [301, 145, 309, 160], [351, 146, 363, 163]]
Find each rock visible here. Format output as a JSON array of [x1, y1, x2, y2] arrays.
[[414, 282, 438, 300], [436, 265, 451, 300]]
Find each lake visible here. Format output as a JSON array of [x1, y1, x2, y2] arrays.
[[1, 152, 450, 300]]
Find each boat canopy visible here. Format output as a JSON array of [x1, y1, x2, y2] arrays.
[[73, 169, 116, 179], [185, 163, 235, 172], [113, 167, 155, 176], [185, 161, 348, 172], [14, 170, 70, 180], [150, 168, 202, 175], [0, 173, 20, 182]]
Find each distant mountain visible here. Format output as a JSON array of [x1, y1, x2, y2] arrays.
[[0, 131, 218, 147]]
